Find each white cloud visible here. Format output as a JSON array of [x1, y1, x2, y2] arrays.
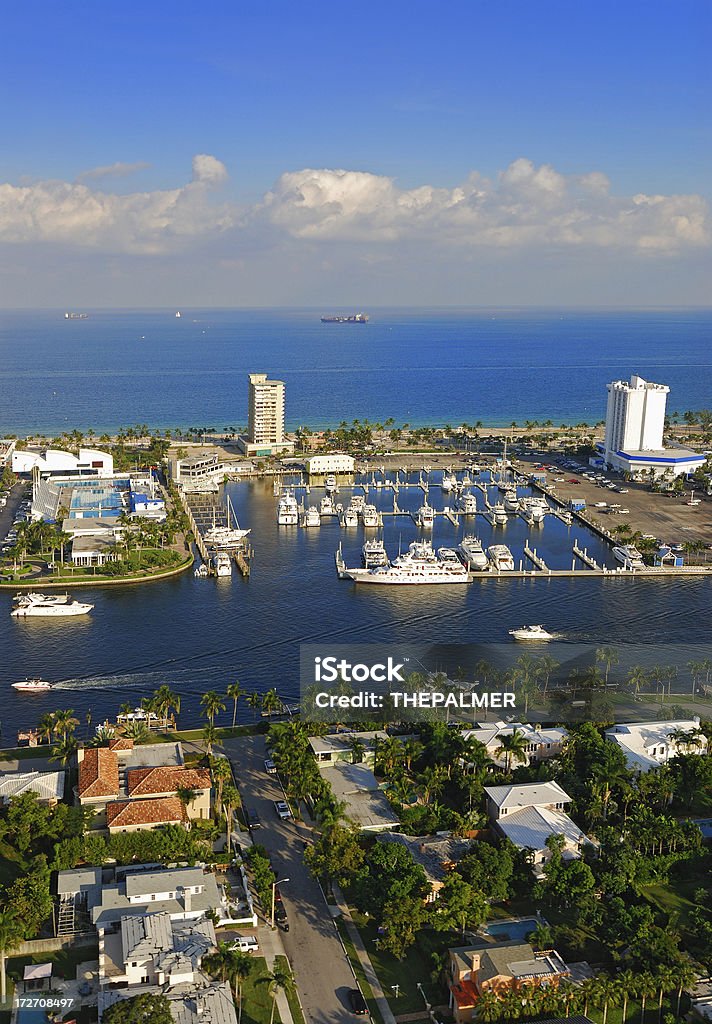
[[77, 161, 151, 182], [0, 155, 707, 256]]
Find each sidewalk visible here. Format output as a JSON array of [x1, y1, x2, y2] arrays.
[[332, 884, 397, 1024], [259, 922, 296, 1024]]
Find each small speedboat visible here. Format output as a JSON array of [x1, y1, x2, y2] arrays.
[[509, 624, 554, 642], [12, 678, 53, 691]]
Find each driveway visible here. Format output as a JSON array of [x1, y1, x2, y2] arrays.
[[222, 734, 359, 1024]]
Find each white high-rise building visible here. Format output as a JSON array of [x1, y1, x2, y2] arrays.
[[602, 374, 703, 479], [248, 373, 285, 446], [604, 375, 668, 458], [237, 373, 294, 457]]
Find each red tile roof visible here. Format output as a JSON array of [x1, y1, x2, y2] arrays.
[[108, 737, 134, 751], [126, 765, 211, 798], [106, 796, 186, 829], [78, 748, 120, 799]]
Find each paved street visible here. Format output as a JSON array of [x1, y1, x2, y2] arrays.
[[222, 734, 360, 1024]]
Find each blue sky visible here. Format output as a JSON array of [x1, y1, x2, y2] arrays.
[[0, 1, 709, 306]]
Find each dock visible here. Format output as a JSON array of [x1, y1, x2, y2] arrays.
[[523, 542, 550, 572], [572, 540, 603, 571], [181, 490, 252, 577]]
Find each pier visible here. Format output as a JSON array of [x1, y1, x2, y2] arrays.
[[181, 491, 252, 577], [572, 540, 604, 571], [523, 542, 550, 572]]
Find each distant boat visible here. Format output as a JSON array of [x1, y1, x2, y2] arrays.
[[320, 313, 369, 323], [12, 678, 53, 692], [64, 312, 88, 320], [175, 311, 182, 318]]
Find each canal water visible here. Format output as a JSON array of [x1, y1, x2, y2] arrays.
[[1, 472, 711, 740]]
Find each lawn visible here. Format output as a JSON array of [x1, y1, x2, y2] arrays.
[[274, 955, 305, 1024], [640, 851, 710, 957], [335, 918, 385, 1024], [241, 956, 282, 1024], [348, 910, 448, 1016]]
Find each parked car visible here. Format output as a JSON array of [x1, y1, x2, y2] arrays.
[[275, 904, 287, 923], [264, 758, 277, 774], [348, 989, 368, 1015], [274, 800, 292, 820], [231, 935, 259, 953], [246, 806, 262, 829]]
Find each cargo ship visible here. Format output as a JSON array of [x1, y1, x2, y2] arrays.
[[320, 313, 369, 323]]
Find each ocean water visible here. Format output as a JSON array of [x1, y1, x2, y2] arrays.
[[0, 307, 710, 435]]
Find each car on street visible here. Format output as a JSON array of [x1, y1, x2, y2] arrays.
[[274, 800, 292, 820], [264, 758, 277, 774], [275, 904, 287, 923], [246, 806, 262, 829], [348, 989, 368, 1015]]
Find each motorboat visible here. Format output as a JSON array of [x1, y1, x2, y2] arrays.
[[11, 592, 94, 617], [304, 506, 321, 527], [509, 624, 554, 642], [277, 492, 299, 525], [503, 488, 519, 513], [324, 474, 337, 491], [194, 562, 210, 578], [441, 472, 457, 492], [362, 539, 388, 568], [343, 505, 359, 526], [455, 491, 478, 515], [417, 503, 435, 529], [347, 541, 469, 584], [320, 495, 335, 515], [214, 551, 232, 577], [457, 535, 489, 570], [612, 545, 645, 570], [362, 504, 379, 527], [487, 544, 515, 571], [486, 503, 508, 526], [12, 678, 53, 691]]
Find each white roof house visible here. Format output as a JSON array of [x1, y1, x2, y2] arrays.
[[484, 781, 590, 870], [462, 722, 568, 767], [0, 770, 65, 805], [605, 717, 707, 771]]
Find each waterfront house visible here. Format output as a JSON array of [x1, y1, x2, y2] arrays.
[[308, 730, 389, 768], [447, 940, 570, 1023], [0, 769, 65, 806], [76, 740, 187, 827], [462, 722, 568, 768], [125, 765, 212, 820], [320, 761, 401, 832], [484, 782, 591, 870], [605, 717, 707, 772], [106, 796, 187, 834]]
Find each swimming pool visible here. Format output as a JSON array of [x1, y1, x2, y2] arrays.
[[484, 917, 542, 943]]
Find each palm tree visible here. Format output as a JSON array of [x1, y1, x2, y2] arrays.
[[349, 738, 366, 764], [258, 965, 293, 1024], [619, 968, 637, 1023], [246, 691, 262, 722], [50, 734, 78, 767], [494, 729, 529, 772], [0, 909, 23, 1004], [176, 786, 198, 821], [201, 690, 226, 726], [204, 942, 254, 1024], [222, 783, 240, 854], [636, 971, 656, 1024], [527, 922, 553, 950], [536, 655, 560, 696], [211, 756, 233, 811], [261, 689, 282, 718], [152, 684, 180, 728], [52, 708, 79, 738], [596, 646, 619, 684], [226, 681, 244, 729], [202, 723, 218, 756]]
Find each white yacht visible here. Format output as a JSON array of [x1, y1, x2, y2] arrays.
[[11, 592, 94, 617], [350, 494, 366, 511], [347, 541, 469, 585], [194, 562, 209, 578], [519, 496, 549, 524], [441, 472, 457, 492], [455, 491, 478, 515], [343, 505, 359, 526], [486, 502, 508, 526], [417, 503, 435, 529], [487, 544, 515, 571], [320, 495, 335, 515], [437, 547, 461, 566], [509, 624, 554, 642], [214, 551, 232, 577], [362, 504, 379, 527], [324, 474, 337, 492], [612, 544, 645, 570], [203, 524, 251, 547], [503, 488, 519, 513], [12, 678, 53, 691], [304, 506, 321, 527], [457, 535, 489, 570], [362, 539, 388, 568], [277, 492, 299, 525]]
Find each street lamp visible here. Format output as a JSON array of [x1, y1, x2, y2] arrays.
[[271, 877, 290, 930]]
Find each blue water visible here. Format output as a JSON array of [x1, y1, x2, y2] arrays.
[[484, 918, 542, 943], [0, 308, 710, 434]]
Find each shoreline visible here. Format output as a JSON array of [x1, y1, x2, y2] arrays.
[[0, 552, 194, 590]]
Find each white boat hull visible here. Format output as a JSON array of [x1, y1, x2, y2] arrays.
[[347, 569, 469, 585], [12, 603, 93, 617]]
